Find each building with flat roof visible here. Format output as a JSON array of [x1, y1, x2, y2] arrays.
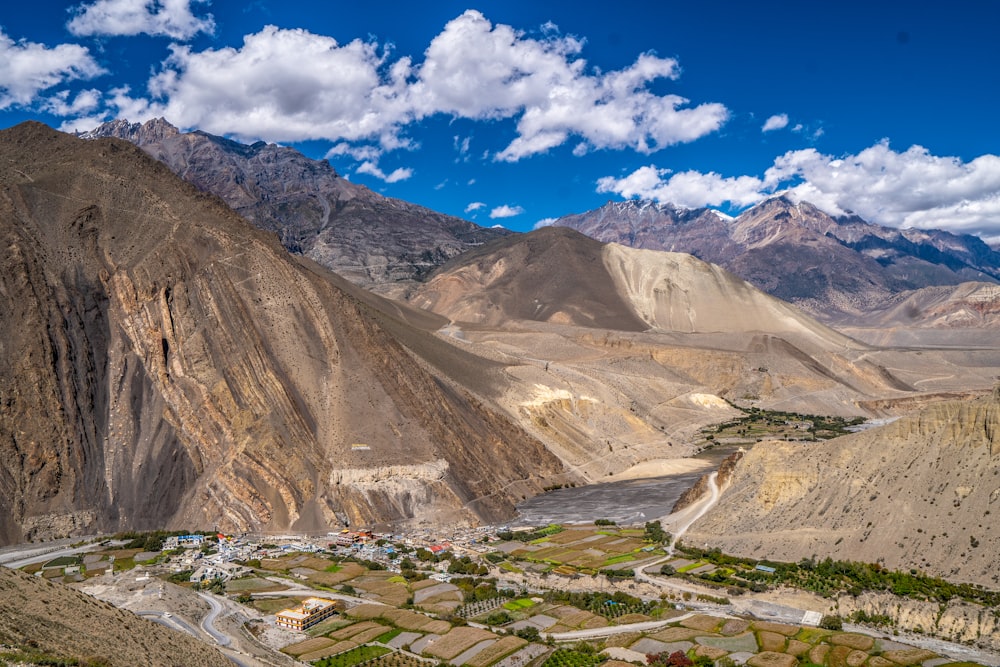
[[275, 597, 339, 631]]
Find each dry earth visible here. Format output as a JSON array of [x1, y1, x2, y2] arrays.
[[686, 391, 1000, 587]]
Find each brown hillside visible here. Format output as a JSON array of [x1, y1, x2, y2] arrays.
[[686, 391, 1000, 587], [410, 226, 649, 330], [0, 122, 563, 543], [0, 566, 230, 666]]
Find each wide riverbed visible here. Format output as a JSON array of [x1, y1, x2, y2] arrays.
[[515, 446, 739, 526]]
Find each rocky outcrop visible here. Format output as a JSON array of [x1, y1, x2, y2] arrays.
[[0, 122, 564, 543], [80, 118, 509, 291], [685, 392, 1000, 587], [671, 449, 744, 513]]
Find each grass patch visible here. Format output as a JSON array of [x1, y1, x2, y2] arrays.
[[43, 556, 80, 567], [676, 561, 706, 574], [603, 553, 636, 567], [503, 598, 536, 611], [376, 628, 403, 644]]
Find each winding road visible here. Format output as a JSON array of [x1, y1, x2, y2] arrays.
[[198, 592, 231, 647], [633, 470, 720, 592]]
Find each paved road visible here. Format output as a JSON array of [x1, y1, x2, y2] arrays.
[[138, 610, 201, 637], [0, 542, 106, 570], [198, 592, 231, 647]]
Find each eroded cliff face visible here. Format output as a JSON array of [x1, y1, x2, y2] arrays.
[[835, 592, 1000, 652], [0, 123, 563, 543], [685, 393, 1000, 587]]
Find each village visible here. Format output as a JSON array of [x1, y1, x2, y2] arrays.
[[12, 520, 998, 667]]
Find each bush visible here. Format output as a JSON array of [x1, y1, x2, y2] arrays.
[[515, 626, 540, 642], [485, 610, 513, 626], [819, 614, 843, 631]]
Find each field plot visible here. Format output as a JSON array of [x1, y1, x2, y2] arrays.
[[283, 636, 336, 657], [422, 626, 497, 660], [225, 576, 284, 593], [313, 644, 391, 667], [499, 526, 662, 573], [463, 636, 528, 667], [307, 561, 366, 586]]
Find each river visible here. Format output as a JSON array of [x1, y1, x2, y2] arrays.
[[514, 445, 740, 526]]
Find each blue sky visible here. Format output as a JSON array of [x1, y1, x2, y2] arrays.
[[2, 1, 999, 240]]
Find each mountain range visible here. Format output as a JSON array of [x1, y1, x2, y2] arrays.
[[0, 122, 562, 542], [81, 118, 509, 292], [84, 119, 1000, 327], [3, 120, 1000, 600], [551, 198, 1000, 322]]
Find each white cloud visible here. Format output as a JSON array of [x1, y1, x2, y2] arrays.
[[464, 201, 485, 213], [325, 143, 382, 161], [490, 204, 524, 218], [533, 217, 558, 229], [67, 0, 214, 39], [355, 160, 412, 183], [597, 166, 766, 209], [454, 134, 471, 159], [0, 30, 105, 110], [43, 88, 102, 116], [768, 141, 1000, 238], [112, 25, 413, 144], [596, 141, 1000, 241], [761, 113, 788, 132], [89, 11, 726, 159]]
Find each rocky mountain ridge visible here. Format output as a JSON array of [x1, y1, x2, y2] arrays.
[[0, 122, 563, 543], [554, 197, 1000, 321], [80, 118, 509, 291]]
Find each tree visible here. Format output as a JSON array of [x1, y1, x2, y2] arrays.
[[515, 626, 540, 642], [648, 651, 693, 667], [644, 520, 669, 544], [819, 614, 843, 631]]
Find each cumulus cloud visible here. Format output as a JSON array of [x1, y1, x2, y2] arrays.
[[464, 201, 485, 213], [0, 30, 105, 110], [105, 25, 412, 144], [761, 113, 788, 132], [67, 0, 215, 39], [769, 141, 1000, 239], [490, 204, 524, 218], [597, 166, 766, 209], [92, 10, 727, 158], [355, 160, 412, 183], [596, 141, 1000, 241], [533, 217, 558, 229]]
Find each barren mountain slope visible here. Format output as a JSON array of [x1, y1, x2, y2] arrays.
[[603, 243, 854, 346], [0, 122, 563, 544], [410, 226, 648, 330], [0, 566, 231, 666], [81, 118, 509, 290], [685, 391, 1000, 587], [554, 197, 1000, 321], [404, 227, 1000, 480]]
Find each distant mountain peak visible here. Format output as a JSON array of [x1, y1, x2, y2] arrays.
[[79, 117, 180, 146], [80, 117, 508, 290], [554, 193, 1000, 321]]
